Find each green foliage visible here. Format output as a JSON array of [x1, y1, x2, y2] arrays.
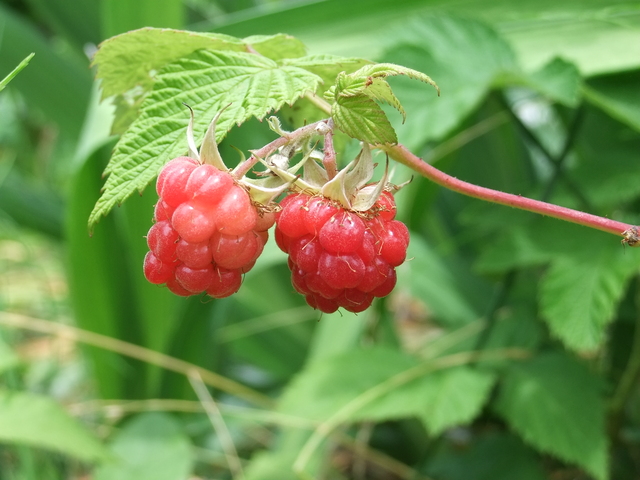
[[94, 413, 192, 480], [279, 347, 496, 435], [4, 1, 640, 480], [495, 353, 608, 480], [0, 390, 109, 462]]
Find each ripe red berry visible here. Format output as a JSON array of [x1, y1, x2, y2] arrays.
[[275, 191, 409, 314], [143, 156, 272, 299]]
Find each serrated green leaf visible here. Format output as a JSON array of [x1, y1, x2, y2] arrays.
[[278, 348, 494, 435], [93, 28, 246, 98], [244, 34, 308, 60], [394, 367, 496, 435], [494, 352, 607, 480], [332, 95, 397, 144], [364, 77, 406, 120], [342, 62, 440, 92], [0, 390, 108, 462], [94, 413, 192, 480], [89, 50, 321, 227], [283, 54, 371, 86], [540, 238, 639, 352]]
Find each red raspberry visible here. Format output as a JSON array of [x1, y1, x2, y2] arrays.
[[143, 157, 274, 299], [274, 191, 409, 313]]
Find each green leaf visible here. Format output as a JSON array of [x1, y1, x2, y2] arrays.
[[278, 348, 494, 435], [0, 53, 34, 92], [571, 105, 640, 207], [0, 390, 108, 462], [89, 49, 321, 227], [328, 62, 439, 143], [332, 95, 397, 144], [428, 432, 547, 480], [540, 235, 639, 352], [584, 70, 640, 132], [244, 34, 308, 60], [398, 235, 484, 327], [244, 430, 324, 480], [93, 28, 245, 98], [494, 352, 608, 480], [524, 57, 582, 107], [379, 14, 519, 149], [396, 367, 496, 435], [283, 54, 371, 87], [94, 413, 192, 480]]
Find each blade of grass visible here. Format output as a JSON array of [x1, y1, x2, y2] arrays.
[[0, 311, 273, 408], [0, 52, 34, 92], [189, 370, 245, 480]]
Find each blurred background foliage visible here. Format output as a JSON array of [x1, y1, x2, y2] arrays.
[[1, 0, 640, 479]]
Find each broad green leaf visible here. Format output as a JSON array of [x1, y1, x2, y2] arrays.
[[89, 49, 321, 227], [540, 237, 639, 352], [244, 34, 308, 60], [427, 432, 547, 480], [524, 57, 582, 107], [361, 366, 495, 436], [332, 95, 397, 144], [278, 348, 494, 434], [306, 309, 369, 363], [380, 15, 519, 149], [0, 390, 108, 462], [0, 53, 34, 92], [93, 28, 244, 98], [94, 413, 192, 480], [571, 106, 640, 207], [494, 352, 607, 480], [397, 235, 484, 327], [584, 70, 640, 132]]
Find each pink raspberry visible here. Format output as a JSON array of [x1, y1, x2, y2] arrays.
[[274, 191, 408, 313], [143, 157, 274, 298]]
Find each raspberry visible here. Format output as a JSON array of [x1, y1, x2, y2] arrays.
[[275, 191, 409, 313], [143, 156, 271, 299]]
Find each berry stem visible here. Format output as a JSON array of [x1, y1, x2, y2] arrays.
[[237, 119, 331, 178], [323, 118, 338, 179], [383, 143, 635, 239]]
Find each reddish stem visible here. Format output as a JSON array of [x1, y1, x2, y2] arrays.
[[384, 143, 635, 239], [234, 119, 330, 178]]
